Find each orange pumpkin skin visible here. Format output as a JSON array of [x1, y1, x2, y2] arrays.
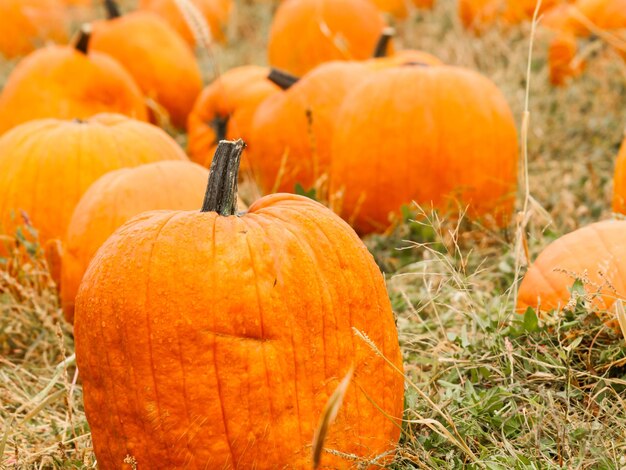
[[0, 115, 188, 250], [268, 0, 389, 76], [0, 0, 68, 59], [611, 137, 626, 214], [0, 44, 148, 135], [249, 61, 372, 194], [138, 0, 233, 45], [187, 66, 280, 171], [544, 0, 626, 85], [91, 12, 202, 129], [459, 0, 563, 30], [74, 192, 404, 469], [370, 0, 434, 18], [517, 220, 626, 314], [61, 161, 216, 322], [367, 48, 444, 69], [329, 66, 518, 234]]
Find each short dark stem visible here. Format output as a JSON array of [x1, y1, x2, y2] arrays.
[[73, 24, 92, 54], [104, 0, 122, 19], [201, 139, 246, 216], [372, 27, 395, 58], [210, 116, 229, 144], [268, 68, 299, 90]]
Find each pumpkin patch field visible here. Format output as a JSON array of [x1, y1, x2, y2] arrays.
[[2, 0, 626, 468]]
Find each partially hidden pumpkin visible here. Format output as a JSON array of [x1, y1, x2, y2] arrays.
[[91, 2, 203, 129], [187, 65, 280, 171], [268, 0, 390, 76], [369, 0, 435, 18], [542, 0, 626, 85], [0, 27, 148, 135], [138, 0, 234, 46], [74, 139, 404, 469], [61, 160, 247, 322], [0, 0, 68, 59], [329, 65, 518, 234], [0, 114, 187, 252], [249, 61, 372, 194], [517, 220, 626, 315], [459, 0, 565, 30]]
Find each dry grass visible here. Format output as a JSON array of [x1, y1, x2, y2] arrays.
[[1, 0, 626, 468]]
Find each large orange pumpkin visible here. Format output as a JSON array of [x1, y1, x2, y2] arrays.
[[611, 136, 626, 213], [74, 139, 404, 469], [249, 61, 373, 194], [0, 28, 148, 135], [0, 114, 187, 251], [61, 160, 247, 322], [329, 65, 518, 234], [517, 220, 626, 314], [0, 0, 68, 59], [138, 0, 233, 46], [90, 4, 202, 129], [268, 0, 390, 76], [187, 66, 280, 171]]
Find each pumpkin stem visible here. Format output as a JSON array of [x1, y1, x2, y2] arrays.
[[372, 27, 395, 58], [268, 68, 299, 90], [73, 24, 92, 54], [104, 0, 122, 19], [210, 116, 229, 144], [201, 139, 246, 216]]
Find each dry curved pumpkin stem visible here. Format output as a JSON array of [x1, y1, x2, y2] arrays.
[[372, 26, 395, 58], [72, 24, 92, 54], [201, 139, 246, 216]]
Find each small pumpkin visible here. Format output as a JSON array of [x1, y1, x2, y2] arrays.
[[249, 61, 372, 194], [517, 220, 626, 315], [459, 0, 564, 30], [61, 160, 247, 322], [329, 65, 518, 234], [91, 1, 203, 128], [0, 114, 187, 251], [0, 27, 148, 135], [611, 136, 626, 214], [138, 0, 234, 46], [74, 139, 404, 469], [368, 29, 443, 68], [268, 0, 390, 76], [543, 0, 626, 85], [0, 0, 68, 59], [187, 65, 280, 171]]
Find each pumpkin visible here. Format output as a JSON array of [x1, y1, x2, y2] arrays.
[[138, 0, 234, 46], [543, 0, 626, 85], [329, 65, 518, 234], [459, 0, 564, 30], [187, 65, 280, 171], [611, 136, 626, 214], [369, 0, 434, 18], [74, 139, 404, 469], [0, 27, 148, 136], [268, 0, 390, 76], [0, 114, 187, 252], [91, 2, 202, 128], [61, 160, 247, 322], [0, 0, 68, 59], [249, 61, 372, 194], [517, 220, 626, 315]]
